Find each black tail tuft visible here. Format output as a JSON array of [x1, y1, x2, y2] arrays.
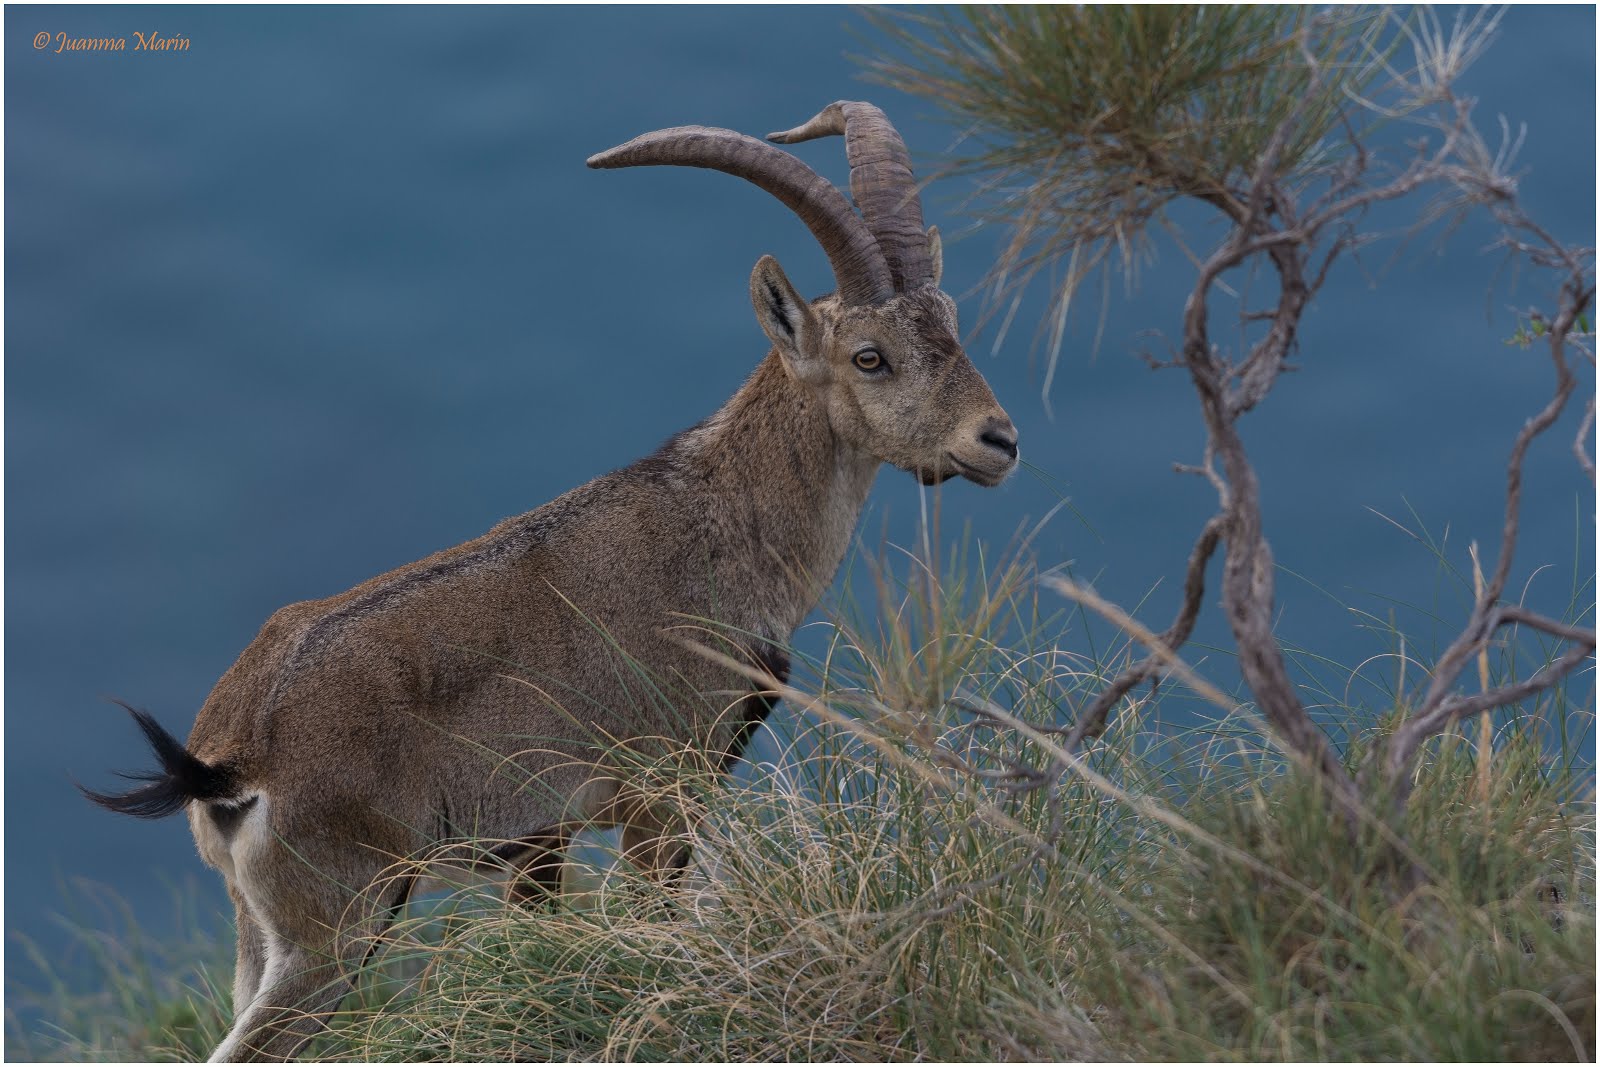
[[80, 701, 239, 819]]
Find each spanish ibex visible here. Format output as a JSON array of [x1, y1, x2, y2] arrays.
[[85, 101, 1019, 1062]]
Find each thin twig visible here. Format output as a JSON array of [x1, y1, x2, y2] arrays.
[[1382, 277, 1593, 796], [1575, 396, 1596, 483], [1056, 516, 1225, 751]]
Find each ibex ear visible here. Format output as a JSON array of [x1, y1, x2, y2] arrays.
[[927, 225, 943, 289], [750, 255, 824, 383]]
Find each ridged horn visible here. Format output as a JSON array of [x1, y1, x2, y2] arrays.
[[588, 125, 894, 306], [768, 101, 933, 292]]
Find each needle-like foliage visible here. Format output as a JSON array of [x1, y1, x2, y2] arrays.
[[865, 6, 1390, 314], [869, 3, 1594, 841]]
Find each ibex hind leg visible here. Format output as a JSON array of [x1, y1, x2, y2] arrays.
[[226, 883, 268, 1020], [208, 934, 351, 1062], [210, 840, 409, 1061], [210, 895, 409, 1061]]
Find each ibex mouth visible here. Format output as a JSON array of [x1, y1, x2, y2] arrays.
[[912, 454, 1012, 488], [945, 452, 1012, 488]]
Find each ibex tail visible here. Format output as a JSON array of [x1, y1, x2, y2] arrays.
[[81, 702, 239, 819]]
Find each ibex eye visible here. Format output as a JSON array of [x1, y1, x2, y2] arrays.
[[853, 348, 885, 373]]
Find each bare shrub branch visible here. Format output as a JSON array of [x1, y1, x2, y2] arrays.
[[873, 5, 1594, 843], [1055, 515, 1224, 752], [1379, 275, 1596, 794], [1575, 396, 1596, 483]]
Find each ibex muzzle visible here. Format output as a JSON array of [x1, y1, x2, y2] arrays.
[[84, 100, 1016, 1062]]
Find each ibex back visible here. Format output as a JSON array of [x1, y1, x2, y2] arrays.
[[85, 101, 1018, 1061]]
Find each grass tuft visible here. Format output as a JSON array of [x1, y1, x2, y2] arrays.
[[16, 534, 1592, 1062]]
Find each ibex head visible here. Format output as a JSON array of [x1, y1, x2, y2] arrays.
[[589, 101, 1019, 488]]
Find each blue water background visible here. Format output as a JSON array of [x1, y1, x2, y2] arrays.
[[6, 4, 1594, 1035]]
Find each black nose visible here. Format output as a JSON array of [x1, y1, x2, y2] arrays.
[[979, 418, 1019, 460]]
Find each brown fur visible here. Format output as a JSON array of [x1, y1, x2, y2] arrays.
[[97, 218, 1016, 1062]]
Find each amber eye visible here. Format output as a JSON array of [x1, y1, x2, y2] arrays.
[[853, 348, 884, 373]]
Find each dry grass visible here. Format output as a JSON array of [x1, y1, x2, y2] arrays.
[[14, 535, 1592, 1062]]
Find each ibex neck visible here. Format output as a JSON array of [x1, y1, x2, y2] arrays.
[[677, 352, 878, 636]]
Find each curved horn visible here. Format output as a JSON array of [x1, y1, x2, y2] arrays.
[[769, 101, 933, 292], [588, 125, 893, 306]]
